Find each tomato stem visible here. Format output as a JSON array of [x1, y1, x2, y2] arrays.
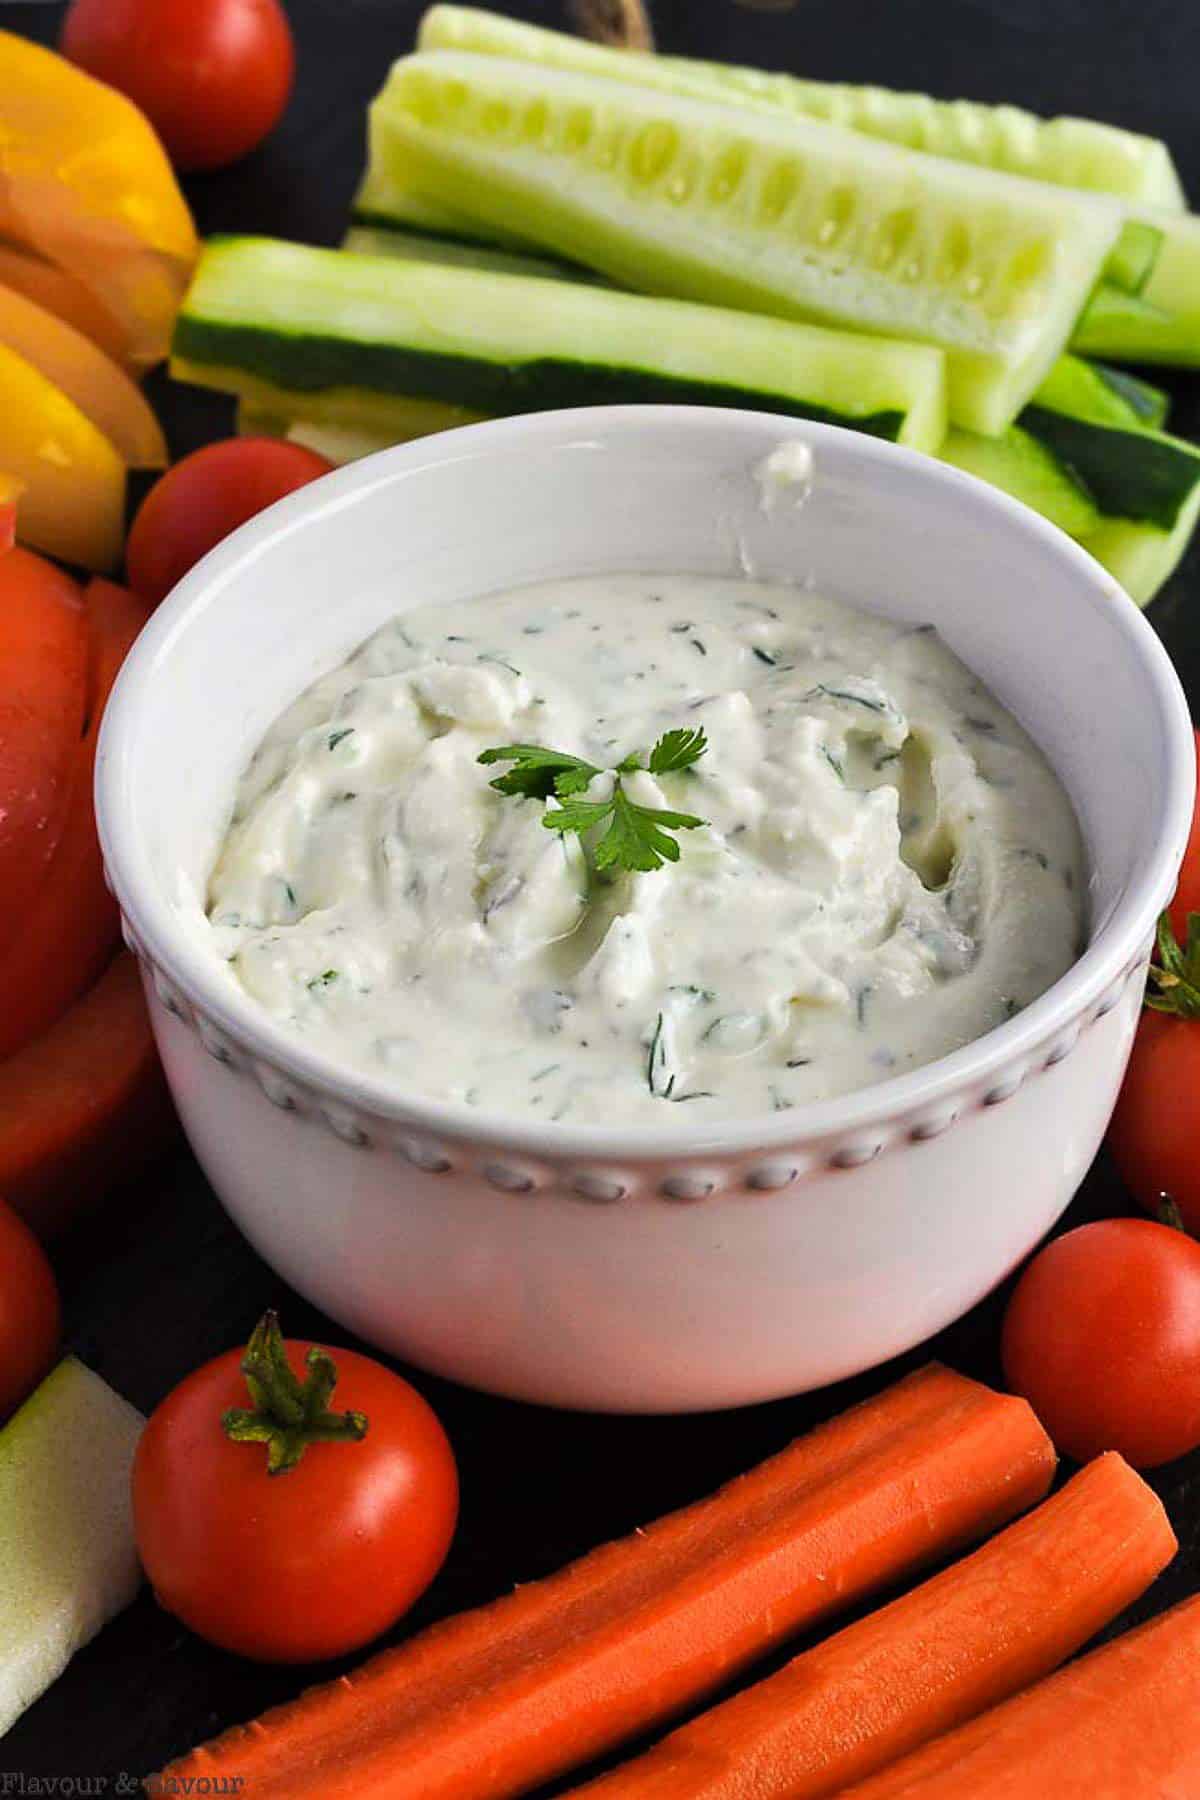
[[1146, 910, 1200, 1021], [222, 1311, 368, 1476]]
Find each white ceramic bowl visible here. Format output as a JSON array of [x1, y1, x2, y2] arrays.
[[97, 407, 1195, 1413]]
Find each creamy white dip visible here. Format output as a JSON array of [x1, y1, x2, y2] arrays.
[[207, 574, 1083, 1125]]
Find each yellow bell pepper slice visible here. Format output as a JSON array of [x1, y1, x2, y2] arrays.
[[0, 30, 198, 369], [0, 280, 165, 467], [0, 341, 124, 571], [0, 242, 133, 371]]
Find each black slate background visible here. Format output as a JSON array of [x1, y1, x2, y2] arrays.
[[2, 0, 1198, 1786]]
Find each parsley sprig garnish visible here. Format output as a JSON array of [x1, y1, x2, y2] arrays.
[[479, 728, 708, 873]]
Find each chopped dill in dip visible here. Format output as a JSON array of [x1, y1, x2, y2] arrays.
[[206, 574, 1084, 1125]]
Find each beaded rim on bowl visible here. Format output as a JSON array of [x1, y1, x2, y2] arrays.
[[132, 923, 1149, 1198], [97, 408, 1195, 1174]]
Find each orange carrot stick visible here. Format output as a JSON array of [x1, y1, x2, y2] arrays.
[[152, 1366, 1055, 1800], [0, 951, 175, 1241], [0, 547, 86, 952], [568, 1453, 1174, 1800], [833, 1592, 1200, 1799], [0, 577, 148, 1059]]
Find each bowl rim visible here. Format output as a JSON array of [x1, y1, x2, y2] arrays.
[[97, 404, 1197, 1161]]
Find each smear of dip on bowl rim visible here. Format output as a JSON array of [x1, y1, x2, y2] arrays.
[[205, 566, 1084, 1127]]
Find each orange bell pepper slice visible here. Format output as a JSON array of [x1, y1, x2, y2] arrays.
[[0, 340, 126, 570], [0, 29, 198, 369], [0, 279, 166, 467]]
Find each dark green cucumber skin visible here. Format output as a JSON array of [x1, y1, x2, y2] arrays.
[[350, 205, 497, 246], [1091, 362, 1169, 428], [350, 206, 593, 277], [1019, 405, 1200, 530], [172, 316, 906, 440]]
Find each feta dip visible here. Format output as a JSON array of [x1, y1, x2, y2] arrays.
[[206, 574, 1084, 1125]]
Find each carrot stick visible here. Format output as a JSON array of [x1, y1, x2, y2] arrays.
[[0, 951, 175, 1241], [0, 547, 86, 952], [832, 1592, 1200, 1799], [0, 577, 148, 1059], [567, 1453, 1174, 1800], [152, 1366, 1055, 1800]]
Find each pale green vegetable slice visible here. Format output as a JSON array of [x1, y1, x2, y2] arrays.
[[236, 399, 441, 461], [1084, 486, 1200, 606], [940, 424, 1101, 538], [173, 235, 949, 450], [285, 418, 404, 461], [189, 363, 488, 441], [1073, 212, 1200, 365], [342, 222, 597, 282], [417, 7, 1186, 210], [406, 11, 1200, 369], [0, 1357, 143, 1736], [355, 94, 513, 246], [376, 51, 1122, 433]]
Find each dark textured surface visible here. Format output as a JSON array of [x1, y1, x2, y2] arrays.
[[2, 0, 1198, 1785]]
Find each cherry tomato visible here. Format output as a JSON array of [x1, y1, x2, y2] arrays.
[[125, 438, 333, 607], [1002, 1218, 1200, 1468], [133, 1313, 458, 1662], [1109, 783, 1200, 1232], [1169, 728, 1200, 942], [61, 0, 294, 172], [1111, 1005, 1200, 1233], [0, 1199, 61, 1422]]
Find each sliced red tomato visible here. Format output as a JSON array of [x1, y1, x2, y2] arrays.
[[0, 579, 150, 1060], [0, 548, 87, 956], [0, 952, 175, 1242], [0, 1200, 60, 1422]]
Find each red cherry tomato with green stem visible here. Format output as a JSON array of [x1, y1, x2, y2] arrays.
[[61, 0, 294, 172], [1109, 786, 1200, 1233], [132, 1313, 459, 1662], [125, 438, 333, 607], [0, 1198, 60, 1422], [1002, 1216, 1200, 1468]]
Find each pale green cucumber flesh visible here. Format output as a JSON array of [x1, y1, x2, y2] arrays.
[[1087, 361, 1170, 429], [1033, 353, 1169, 430], [1084, 484, 1200, 605], [941, 425, 1101, 538], [416, 8, 1186, 208], [174, 237, 948, 449], [1073, 213, 1200, 366], [352, 199, 512, 248], [1019, 405, 1200, 529], [343, 223, 599, 283], [1102, 219, 1165, 294], [237, 400, 410, 461], [380, 51, 1121, 433], [1072, 284, 1200, 366], [178, 359, 489, 438], [357, 104, 539, 252], [0, 1358, 142, 1738]]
